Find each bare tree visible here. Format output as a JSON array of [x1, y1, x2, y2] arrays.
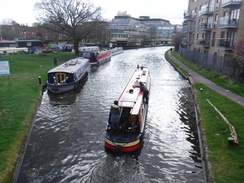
[[82, 21, 110, 46], [234, 40, 244, 82], [148, 26, 157, 46], [173, 32, 184, 52], [35, 0, 102, 54]]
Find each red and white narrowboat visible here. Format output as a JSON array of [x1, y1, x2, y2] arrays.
[[105, 65, 150, 154], [80, 49, 111, 66]]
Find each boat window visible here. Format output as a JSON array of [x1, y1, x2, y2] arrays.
[[81, 52, 93, 58], [65, 73, 74, 83], [48, 73, 69, 84], [48, 73, 55, 83]]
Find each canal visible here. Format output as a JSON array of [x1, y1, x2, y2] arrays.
[[15, 47, 204, 183]]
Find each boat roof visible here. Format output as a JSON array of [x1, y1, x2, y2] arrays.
[[118, 66, 150, 115], [48, 57, 89, 74]]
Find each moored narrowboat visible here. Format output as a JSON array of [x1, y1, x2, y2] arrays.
[[46, 57, 90, 94], [105, 65, 150, 154], [111, 47, 123, 56], [80, 49, 111, 66]]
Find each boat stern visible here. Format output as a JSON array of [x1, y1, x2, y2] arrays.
[[105, 135, 142, 155]]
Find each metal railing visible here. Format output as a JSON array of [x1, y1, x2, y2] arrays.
[[219, 16, 238, 28], [199, 23, 212, 31], [198, 39, 210, 47], [222, 0, 241, 4], [199, 4, 214, 15], [217, 38, 234, 49]]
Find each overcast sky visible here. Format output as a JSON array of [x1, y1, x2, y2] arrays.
[[0, 0, 189, 25]]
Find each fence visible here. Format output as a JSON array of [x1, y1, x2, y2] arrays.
[[179, 46, 242, 79]]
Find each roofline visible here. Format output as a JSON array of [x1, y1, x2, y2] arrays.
[[113, 15, 170, 23]]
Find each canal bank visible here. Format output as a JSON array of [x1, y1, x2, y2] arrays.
[[166, 50, 244, 183], [0, 52, 76, 183]]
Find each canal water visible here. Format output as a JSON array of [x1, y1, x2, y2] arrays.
[[15, 47, 204, 183]]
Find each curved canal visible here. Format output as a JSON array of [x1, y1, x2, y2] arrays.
[[15, 47, 204, 183]]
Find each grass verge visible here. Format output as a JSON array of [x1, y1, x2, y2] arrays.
[[0, 52, 76, 182], [165, 50, 244, 182], [195, 83, 244, 183]]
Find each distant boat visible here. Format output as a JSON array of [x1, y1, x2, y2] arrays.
[[111, 47, 123, 56], [105, 65, 150, 154], [46, 57, 90, 94], [80, 49, 111, 66], [0, 47, 28, 54]]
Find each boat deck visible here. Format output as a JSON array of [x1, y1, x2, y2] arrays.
[[106, 130, 141, 144]]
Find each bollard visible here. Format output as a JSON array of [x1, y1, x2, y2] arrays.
[[228, 137, 234, 145], [38, 76, 42, 85]]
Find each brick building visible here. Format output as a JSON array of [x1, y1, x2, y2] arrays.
[[182, 0, 243, 76]]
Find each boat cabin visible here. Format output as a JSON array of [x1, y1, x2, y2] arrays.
[[105, 66, 150, 154], [108, 66, 149, 133], [80, 51, 98, 62], [47, 58, 90, 85]]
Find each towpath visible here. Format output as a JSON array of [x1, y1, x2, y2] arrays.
[[168, 52, 244, 107]]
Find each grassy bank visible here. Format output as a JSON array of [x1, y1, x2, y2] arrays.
[[196, 83, 244, 183], [0, 52, 76, 182], [165, 50, 244, 182]]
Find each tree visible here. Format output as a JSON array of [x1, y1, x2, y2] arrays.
[[173, 32, 184, 52], [235, 40, 244, 65], [234, 40, 244, 82], [148, 26, 157, 46], [1, 24, 21, 40], [35, 0, 102, 54]]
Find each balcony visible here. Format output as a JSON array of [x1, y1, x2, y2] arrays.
[[219, 16, 238, 29], [181, 38, 194, 47], [221, 0, 241, 8], [198, 39, 210, 48], [181, 38, 187, 45], [199, 4, 214, 16], [186, 25, 195, 33], [199, 23, 212, 31], [217, 38, 234, 50], [184, 13, 195, 21]]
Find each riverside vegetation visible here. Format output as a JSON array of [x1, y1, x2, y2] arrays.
[[166, 51, 244, 183], [0, 52, 75, 182]]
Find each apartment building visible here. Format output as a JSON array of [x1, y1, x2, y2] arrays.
[[182, 0, 243, 76], [109, 12, 176, 46]]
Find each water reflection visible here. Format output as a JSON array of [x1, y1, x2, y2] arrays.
[[16, 47, 204, 183], [47, 77, 87, 105]]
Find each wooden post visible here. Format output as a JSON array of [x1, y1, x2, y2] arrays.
[[207, 99, 239, 144]]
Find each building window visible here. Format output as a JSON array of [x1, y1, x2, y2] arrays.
[[212, 32, 216, 47], [215, 14, 218, 21], [221, 31, 225, 39], [230, 9, 240, 21]]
